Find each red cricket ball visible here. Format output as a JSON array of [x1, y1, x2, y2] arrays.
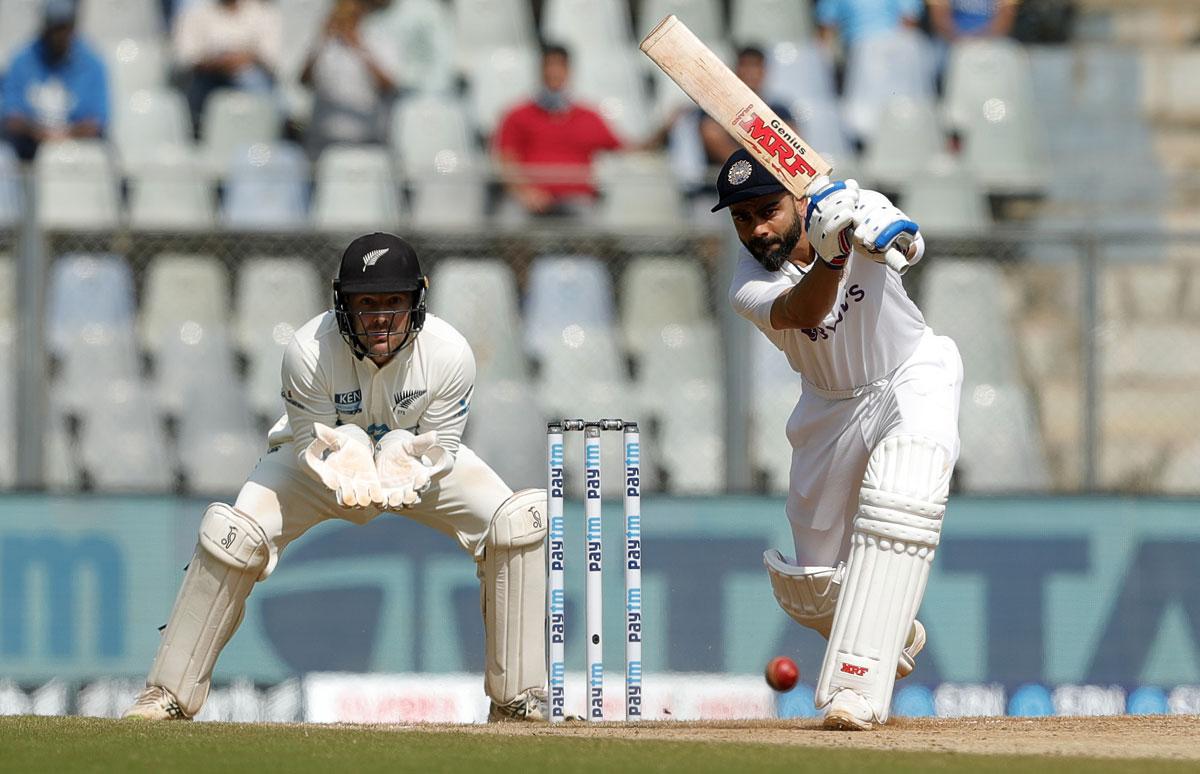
[[764, 656, 800, 692]]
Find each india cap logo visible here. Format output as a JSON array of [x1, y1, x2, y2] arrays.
[[727, 159, 753, 186], [362, 248, 389, 272]]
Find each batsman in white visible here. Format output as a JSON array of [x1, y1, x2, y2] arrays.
[[124, 233, 549, 722], [715, 149, 963, 730]]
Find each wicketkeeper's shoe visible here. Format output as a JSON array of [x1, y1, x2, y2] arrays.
[[822, 688, 874, 731], [896, 619, 926, 679], [122, 686, 191, 721], [487, 687, 549, 723]]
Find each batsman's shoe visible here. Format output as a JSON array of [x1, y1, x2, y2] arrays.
[[487, 688, 549, 723], [822, 688, 874, 731], [122, 686, 191, 721], [896, 619, 926, 679]]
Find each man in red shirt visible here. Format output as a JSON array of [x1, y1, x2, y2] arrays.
[[492, 44, 622, 220]]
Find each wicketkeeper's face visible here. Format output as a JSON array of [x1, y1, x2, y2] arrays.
[[729, 192, 806, 271], [346, 291, 415, 359]]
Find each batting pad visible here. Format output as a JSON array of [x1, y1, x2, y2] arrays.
[[763, 550, 843, 639], [814, 435, 951, 724], [482, 488, 548, 704], [148, 503, 270, 717]]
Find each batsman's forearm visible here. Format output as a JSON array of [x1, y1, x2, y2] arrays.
[[769, 261, 841, 330]]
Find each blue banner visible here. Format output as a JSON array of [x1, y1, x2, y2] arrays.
[[0, 495, 1197, 691]]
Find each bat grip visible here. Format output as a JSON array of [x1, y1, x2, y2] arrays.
[[884, 248, 909, 275]]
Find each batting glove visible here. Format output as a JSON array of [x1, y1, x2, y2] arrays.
[[804, 178, 860, 269], [852, 190, 925, 271]]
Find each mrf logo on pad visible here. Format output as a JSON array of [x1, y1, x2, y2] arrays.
[[731, 106, 819, 181]]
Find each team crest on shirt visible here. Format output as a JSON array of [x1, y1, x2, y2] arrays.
[[334, 389, 363, 415], [393, 389, 427, 413]]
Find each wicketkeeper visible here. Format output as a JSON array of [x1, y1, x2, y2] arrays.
[[716, 149, 963, 730], [125, 233, 549, 722]]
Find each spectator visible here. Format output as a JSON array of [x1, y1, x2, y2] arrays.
[[927, 0, 1020, 41], [816, 0, 923, 48], [301, 0, 400, 159], [173, 0, 282, 135], [491, 43, 622, 221], [0, 0, 109, 161], [698, 47, 794, 168]]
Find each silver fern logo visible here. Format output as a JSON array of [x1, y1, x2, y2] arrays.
[[362, 248, 389, 272], [393, 389, 427, 413]]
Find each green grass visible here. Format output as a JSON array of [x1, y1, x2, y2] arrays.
[[0, 716, 1192, 774]]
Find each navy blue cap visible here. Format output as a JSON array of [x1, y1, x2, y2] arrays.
[[711, 148, 788, 212]]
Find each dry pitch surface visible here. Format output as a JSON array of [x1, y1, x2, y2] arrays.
[[449, 715, 1200, 760]]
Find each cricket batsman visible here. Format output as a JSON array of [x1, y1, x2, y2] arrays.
[[715, 149, 963, 730], [125, 233, 549, 722]]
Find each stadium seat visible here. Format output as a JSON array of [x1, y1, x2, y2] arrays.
[[367, 0, 456, 95], [236, 256, 324, 418], [0, 0, 40, 71], [53, 323, 142, 415], [44, 412, 81, 492], [1102, 322, 1200, 382], [139, 254, 231, 357], [731, 0, 814, 46], [453, 0, 535, 71], [942, 38, 1037, 133], [541, 0, 632, 55], [46, 254, 136, 355], [175, 371, 261, 496], [961, 99, 1047, 196], [111, 88, 192, 174], [462, 377, 547, 489], [1101, 263, 1184, 321], [789, 96, 854, 163], [523, 256, 617, 362], [464, 45, 539, 135], [0, 144, 22, 228], [638, 322, 725, 494], [201, 91, 281, 174], [34, 140, 121, 230], [154, 322, 241, 417], [572, 48, 653, 143], [77, 380, 175, 492], [595, 152, 685, 230], [408, 162, 488, 230], [842, 29, 936, 143], [766, 42, 837, 108], [957, 383, 1051, 492], [277, 0, 333, 83], [221, 143, 310, 230], [390, 95, 478, 176], [78, 0, 162, 46], [640, 0, 723, 47], [1161, 440, 1200, 494], [313, 145, 404, 231], [1144, 47, 1200, 123], [920, 258, 1023, 389], [619, 255, 710, 359], [427, 258, 528, 382], [749, 330, 800, 493], [899, 157, 992, 236], [862, 98, 945, 189], [103, 37, 169, 109], [127, 146, 217, 230], [665, 109, 707, 194]]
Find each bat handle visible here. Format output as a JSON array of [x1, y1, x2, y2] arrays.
[[884, 248, 909, 275]]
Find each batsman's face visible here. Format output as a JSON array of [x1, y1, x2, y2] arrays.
[[730, 192, 806, 272], [346, 291, 414, 360]]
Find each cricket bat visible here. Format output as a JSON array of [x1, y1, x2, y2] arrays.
[[640, 15, 910, 272]]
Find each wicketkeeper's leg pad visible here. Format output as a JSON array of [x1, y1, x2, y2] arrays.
[[147, 503, 271, 717], [763, 549, 843, 639], [814, 435, 952, 724], [481, 488, 548, 704]]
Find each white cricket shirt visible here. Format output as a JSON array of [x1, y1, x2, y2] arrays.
[[268, 311, 475, 468], [729, 248, 927, 393]]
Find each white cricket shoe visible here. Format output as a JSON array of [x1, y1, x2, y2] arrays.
[[896, 619, 926, 679], [487, 687, 549, 723], [122, 686, 191, 721], [822, 688, 874, 731]]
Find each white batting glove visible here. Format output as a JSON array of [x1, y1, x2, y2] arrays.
[[374, 429, 450, 509], [852, 190, 925, 271], [302, 423, 382, 509], [803, 178, 860, 269]]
